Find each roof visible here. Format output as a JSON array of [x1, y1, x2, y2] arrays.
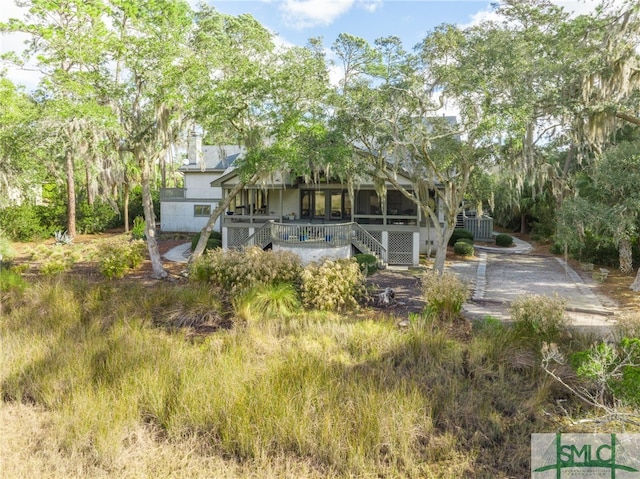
[[180, 145, 244, 171]]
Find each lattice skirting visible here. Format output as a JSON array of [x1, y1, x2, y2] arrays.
[[228, 228, 250, 249], [387, 232, 413, 265]]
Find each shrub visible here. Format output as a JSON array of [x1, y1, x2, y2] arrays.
[[453, 241, 474, 256], [190, 246, 302, 295], [97, 237, 147, 279], [190, 230, 222, 252], [0, 204, 49, 241], [40, 249, 77, 276], [550, 243, 564, 255], [76, 199, 120, 234], [510, 294, 568, 345], [354, 253, 378, 275], [0, 268, 26, 293], [448, 228, 474, 246], [422, 270, 469, 321], [300, 258, 366, 311], [457, 237, 474, 245], [130, 216, 146, 240], [495, 233, 513, 247], [0, 235, 16, 265]]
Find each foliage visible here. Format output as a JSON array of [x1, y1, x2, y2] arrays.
[[0, 204, 51, 241], [76, 199, 120, 234], [233, 282, 301, 323], [130, 216, 146, 240], [54, 230, 74, 246], [453, 241, 474, 256], [0, 268, 26, 293], [568, 338, 640, 409], [448, 228, 474, 246], [421, 270, 469, 321], [190, 230, 222, 252], [354, 253, 378, 275], [300, 258, 366, 311], [510, 294, 568, 346], [190, 246, 302, 295], [495, 233, 513, 247], [0, 235, 16, 263], [40, 249, 78, 276], [97, 237, 147, 280]]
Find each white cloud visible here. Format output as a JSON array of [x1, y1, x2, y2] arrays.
[[279, 0, 355, 29], [459, 0, 628, 29]]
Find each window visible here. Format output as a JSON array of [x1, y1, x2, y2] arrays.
[[194, 205, 211, 217]]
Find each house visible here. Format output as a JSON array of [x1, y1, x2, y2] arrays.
[[160, 135, 492, 266]]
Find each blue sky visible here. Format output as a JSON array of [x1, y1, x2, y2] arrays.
[[0, 0, 606, 90], [210, 1, 495, 51]]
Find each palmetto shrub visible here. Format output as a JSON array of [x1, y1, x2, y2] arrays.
[[190, 246, 302, 295], [300, 258, 366, 312], [422, 270, 469, 322]]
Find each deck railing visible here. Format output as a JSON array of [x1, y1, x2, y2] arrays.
[[270, 222, 352, 248], [240, 222, 388, 267]]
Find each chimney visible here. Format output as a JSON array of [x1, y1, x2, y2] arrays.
[[187, 130, 203, 166]]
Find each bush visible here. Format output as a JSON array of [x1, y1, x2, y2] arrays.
[[453, 241, 474, 256], [0, 204, 49, 241], [76, 199, 120, 234], [550, 243, 564, 255], [0, 235, 16, 265], [510, 294, 568, 345], [354, 253, 378, 275], [422, 270, 469, 321], [97, 237, 147, 279], [131, 216, 146, 240], [300, 258, 366, 311], [495, 233, 514, 247], [448, 228, 474, 246], [190, 246, 302, 295], [190, 230, 222, 252]]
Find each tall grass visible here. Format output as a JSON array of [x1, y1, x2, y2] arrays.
[[1, 277, 581, 478]]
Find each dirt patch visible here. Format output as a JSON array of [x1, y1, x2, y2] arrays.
[[365, 269, 425, 317]]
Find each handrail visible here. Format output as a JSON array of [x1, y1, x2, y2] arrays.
[[241, 221, 387, 267], [270, 222, 353, 248], [244, 221, 273, 249], [351, 222, 387, 265]]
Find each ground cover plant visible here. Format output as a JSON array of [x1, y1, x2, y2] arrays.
[[2, 241, 640, 478]]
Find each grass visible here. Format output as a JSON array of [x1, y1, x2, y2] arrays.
[[1, 266, 636, 478]]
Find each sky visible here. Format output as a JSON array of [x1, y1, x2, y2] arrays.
[[0, 0, 608, 91]]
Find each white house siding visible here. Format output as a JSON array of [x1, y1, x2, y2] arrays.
[[160, 201, 220, 233]]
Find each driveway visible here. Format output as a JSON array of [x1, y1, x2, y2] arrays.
[[447, 245, 619, 333]]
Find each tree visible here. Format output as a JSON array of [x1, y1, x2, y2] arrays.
[[188, 8, 333, 262], [0, 76, 42, 206], [2, 0, 116, 237], [330, 34, 494, 273], [102, 0, 194, 278]]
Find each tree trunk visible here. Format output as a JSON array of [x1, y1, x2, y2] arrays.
[[619, 237, 634, 274], [630, 268, 640, 292], [189, 175, 259, 265], [139, 153, 167, 279], [123, 182, 130, 233], [520, 214, 529, 234], [65, 148, 77, 237], [85, 162, 94, 206]]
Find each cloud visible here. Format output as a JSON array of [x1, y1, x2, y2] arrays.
[[278, 0, 380, 29], [279, 0, 355, 29]]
